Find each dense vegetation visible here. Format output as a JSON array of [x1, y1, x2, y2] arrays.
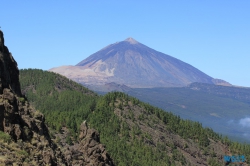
[[19, 69, 250, 165], [20, 69, 97, 134]]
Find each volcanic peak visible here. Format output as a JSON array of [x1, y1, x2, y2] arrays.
[[124, 37, 139, 44]]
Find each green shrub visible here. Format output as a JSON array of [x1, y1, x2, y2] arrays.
[[0, 131, 11, 143], [17, 150, 28, 157], [18, 97, 25, 103]]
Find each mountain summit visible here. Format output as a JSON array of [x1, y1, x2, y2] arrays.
[[50, 38, 229, 88], [124, 37, 139, 44]]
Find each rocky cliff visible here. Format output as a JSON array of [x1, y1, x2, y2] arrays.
[[0, 30, 21, 96], [0, 30, 114, 166], [60, 122, 114, 166]]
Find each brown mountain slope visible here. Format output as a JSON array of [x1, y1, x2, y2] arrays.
[[50, 37, 230, 88]]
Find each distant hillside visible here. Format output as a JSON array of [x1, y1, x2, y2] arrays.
[[50, 37, 230, 88], [20, 69, 250, 165], [188, 82, 250, 104], [125, 83, 250, 143]]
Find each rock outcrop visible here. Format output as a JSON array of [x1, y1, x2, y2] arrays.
[[0, 31, 21, 96], [0, 30, 114, 165], [59, 121, 114, 165], [0, 30, 67, 165]]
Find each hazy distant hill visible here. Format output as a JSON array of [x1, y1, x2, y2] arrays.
[[125, 83, 250, 143], [50, 38, 230, 88]]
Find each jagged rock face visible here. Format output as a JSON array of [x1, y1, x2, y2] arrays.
[[0, 30, 26, 139], [0, 79, 66, 165], [62, 122, 114, 166], [0, 30, 42, 140], [0, 30, 66, 165], [78, 122, 114, 166], [0, 30, 21, 96]]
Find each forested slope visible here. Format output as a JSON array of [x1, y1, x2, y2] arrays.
[[20, 69, 97, 133], [19, 69, 250, 165]]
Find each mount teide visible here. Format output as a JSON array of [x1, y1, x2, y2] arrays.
[[50, 38, 230, 88]]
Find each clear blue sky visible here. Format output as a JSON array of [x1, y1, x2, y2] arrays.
[[1, 1, 250, 87]]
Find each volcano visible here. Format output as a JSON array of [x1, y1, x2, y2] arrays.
[[50, 38, 230, 88]]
